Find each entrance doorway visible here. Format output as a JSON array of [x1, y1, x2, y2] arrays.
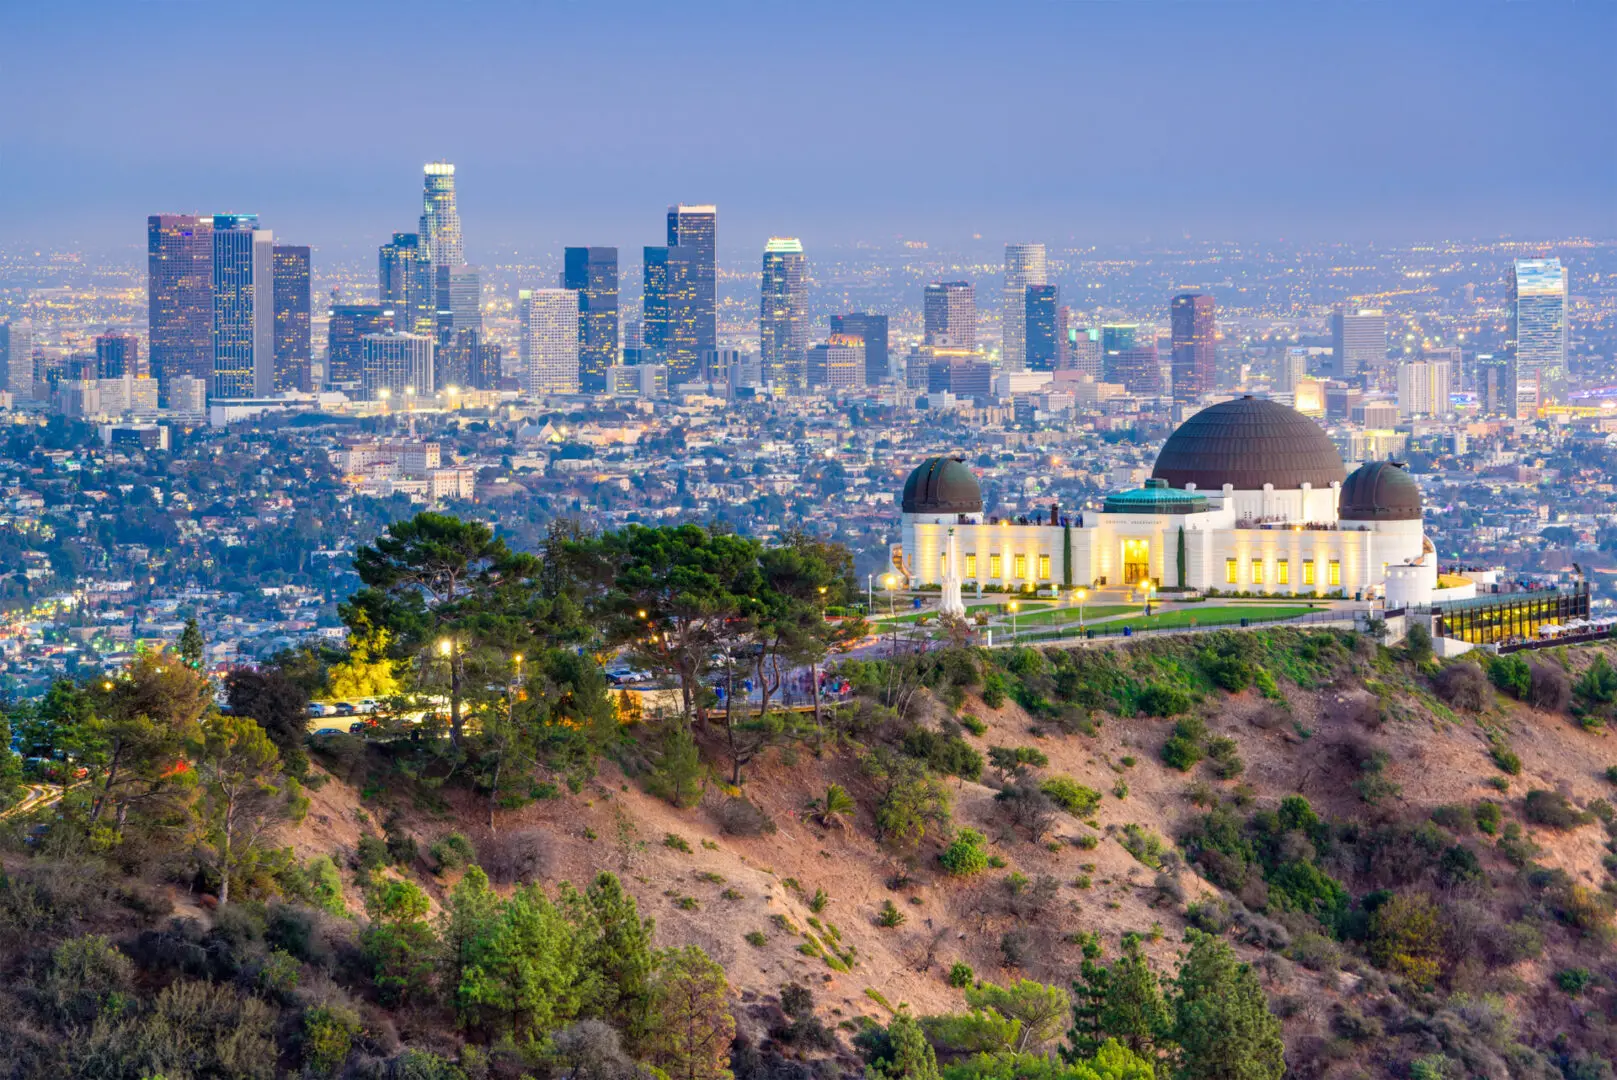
[[1122, 539, 1151, 585]]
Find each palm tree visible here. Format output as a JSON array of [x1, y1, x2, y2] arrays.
[[808, 783, 856, 828]]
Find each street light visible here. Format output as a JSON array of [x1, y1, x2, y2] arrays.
[[1008, 599, 1019, 641], [1075, 587, 1087, 631], [1143, 580, 1156, 618]]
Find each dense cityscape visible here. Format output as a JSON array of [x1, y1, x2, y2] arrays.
[[0, 165, 1613, 691], [6, 4, 1617, 1079]]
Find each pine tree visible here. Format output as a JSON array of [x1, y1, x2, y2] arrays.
[[178, 618, 205, 670], [571, 871, 656, 1050], [1097, 937, 1169, 1058], [1169, 931, 1285, 1080], [1066, 956, 1112, 1061], [647, 721, 705, 808], [866, 1010, 941, 1080], [647, 945, 735, 1080]]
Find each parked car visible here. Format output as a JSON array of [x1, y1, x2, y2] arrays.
[[311, 727, 343, 738], [334, 702, 357, 716]]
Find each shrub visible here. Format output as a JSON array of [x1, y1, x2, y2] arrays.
[[1161, 715, 1207, 771], [1119, 824, 1168, 869], [1201, 650, 1258, 692], [1434, 662, 1492, 712], [715, 796, 777, 836], [940, 829, 990, 876], [903, 727, 985, 781], [1489, 742, 1523, 776], [988, 745, 1049, 779], [1404, 623, 1434, 665], [981, 672, 1009, 709], [745, 931, 767, 947], [1524, 789, 1594, 829], [995, 779, 1057, 840], [876, 900, 907, 928], [1438, 845, 1485, 888], [303, 1002, 362, 1075], [999, 928, 1034, 968], [1040, 776, 1101, 816], [663, 832, 693, 853], [1206, 736, 1244, 779], [1556, 967, 1595, 995], [1529, 662, 1572, 712], [1368, 893, 1445, 988], [43, 934, 135, 1025], [1431, 804, 1474, 834], [947, 962, 975, 988], [1137, 682, 1192, 717], [429, 832, 476, 873], [1488, 654, 1531, 699], [354, 834, 390, 872], [1574, 655, 1617, 729], [1474, 800, 1502, 835], [478, 828, 552, 885]]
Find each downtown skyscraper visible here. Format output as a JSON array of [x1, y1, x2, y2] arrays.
[[665, 204, 716, 383], [1001, 243, 1046, 370], [1508, 257, 1568, 417], [1024, 285, 1059, 371], [1170, 292, 1216, 409], [563, 247, 618, 393], [830, 313, 890, 384], [273, 245, 312, 391], [759, 237, 807, 390], [641, 247, 671, 365], [379, 233, 436, 336], [211, 214, 274, 398], [1331, 305, 1386, 383], [147, 214, 214, 395], [519, 289, 581, 395], [923, 281, 976, 349], [420, 162, 465, 269]]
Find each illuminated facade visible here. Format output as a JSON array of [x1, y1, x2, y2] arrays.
[[896, 397, 1436, 605], [211, 214, 275, 399], [519, 288, 581, 395], [273, 245, 311, 392], [760, 237, 808, 390], [147, 214, 214, 395], [1508, 257, 1568, 416], [379, 233, 436, 336], [361, 332, 434, 402], [667, 204, 716, 382], [1024, 285, 1059, 372], [328, 305, 396, 388], [1170, 292, 1215, 408], [923, 281, 975, 349], [563, 246, 619, 394], [1001, 244, 1046, 371], [420, 162, 464, 268]]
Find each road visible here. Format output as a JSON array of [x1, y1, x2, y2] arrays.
[[1, 783, 66, 820]]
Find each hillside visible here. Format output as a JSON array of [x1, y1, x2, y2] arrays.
[[5, 626, 1617, 1080]]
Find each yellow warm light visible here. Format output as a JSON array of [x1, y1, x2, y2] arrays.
[[438, 638, 452, 656]]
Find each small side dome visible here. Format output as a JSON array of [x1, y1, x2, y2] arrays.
[[1339, 460, 1422, 521], [902, 457, 982, 514]]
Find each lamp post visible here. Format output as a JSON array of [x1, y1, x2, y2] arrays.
[[1076, 587, 1087, 632], [1008, 599, 1019, 641], [867, 572, 873, 616], [883, 573, 897, 654], [1144, 579, 1155, 618], [438, 636, 463, 746]]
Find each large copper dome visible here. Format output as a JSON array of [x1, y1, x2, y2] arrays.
[[901, 457, 983, 514], [1339, 460, 1422, 521], [1152, 396, 1345, 491]]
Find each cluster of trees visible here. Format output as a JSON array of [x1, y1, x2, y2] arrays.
[[856, 932, 1282, 1080]]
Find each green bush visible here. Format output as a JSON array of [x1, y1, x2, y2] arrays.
[[1524, 789, 1594, 829], [1136, 682, 1192, 718], [429, 832, 476, 873], [903, 727, 984, 781], [1474, 800, 1502, 835], [1040, 776, 1101, 816], [303, 1002, 362, 1075], [43, 934, 135, 1025], [940, 829, 991, 876], [1489, 742, 1522, 776], [1206, 735, 1244, 779], [1555, 967, 1595, 995], [960, 715, 988, 737], [1161, 715, 1207, 771], [355, 834, 390, 872], [947, 962, 975, 988], [1487, 654, 1531, 699], [1119, 824, 1168, 869], [981, 672, 1009, 709]]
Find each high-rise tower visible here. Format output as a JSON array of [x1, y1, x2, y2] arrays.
[[1508, 257, 1568, 417], [831, 313, 890, 384], [924, 281, 976, 349], [147, 214, 214, 397], [666, 204, 716, 376], [641, 247, 670, 365], [519, 288, 581, 395], [2, 319, 34, 398], [1331, 306, 1386, 383], [379, 233, 436, 336], [273, 245, 311, 391], [211, 213, 274, 398], [760, 237, 808, 391], [563, 247, 619, 393], [95, 331, 145, 379], [420, 162, 465, 268], [1024, 285, 1059, 372], [1170, 292, 1216, 408], [1002, 244, 1047, 370]]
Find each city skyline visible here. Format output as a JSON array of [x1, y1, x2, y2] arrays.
[[4, 2, 1613, 256]]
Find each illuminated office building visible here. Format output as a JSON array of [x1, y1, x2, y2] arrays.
[[831, 313, 890, 384], [666, 204, 716, 377], [273, 245, 311, 391], [808, 335, 867, 392], [328, 304, 395, 388], [361, 331, 434, 402], [95, 331, 145, 379], [379, 233, 436, 335], [924, 281, 976, 349], [420, 162, 464, 268], [211, 214, 275, 398], [760, 237, 808, 390], [1001, 244, 1046, 370], [147, 214, 214, 396], [1507, 257, 1568, 416], [564, 246, 619, 393], [519, 288, 581, 395], [641, 247, 670, 364], [436, 265, 482, 344], [1331, 305, 1386, 382], [1024, 285, 1059, 372], [1, 318, 33, 398], [1170, 292, 1216, 406]]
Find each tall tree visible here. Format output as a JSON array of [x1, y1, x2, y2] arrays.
[[87, 650, 212, 832], [647, 945, 736, 1080], [865, 1010, 941, 1080], [224, 665, 310, 777], [566, 871, 657, 1050], [346, 512, 538, 746], [178, 618, 206, 670], [1097, 937, 1169, 1059], [1169, 931, 1285, 1080], [190, 713, 294, 904], [966, 980, 1072, 1054]]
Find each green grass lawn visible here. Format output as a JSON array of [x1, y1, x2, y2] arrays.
[[1001, 604, 1139, 627], [875, 600, 1051, 624], [1092, 604, 1317, 633]]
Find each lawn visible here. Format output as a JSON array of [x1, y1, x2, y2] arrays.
[[1010, 603, 1318, 641], [1000, 603, 1139, 627], [874, 599, 1052, 624]]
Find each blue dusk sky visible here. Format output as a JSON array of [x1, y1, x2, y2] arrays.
[[3, 0, 1613, 260]]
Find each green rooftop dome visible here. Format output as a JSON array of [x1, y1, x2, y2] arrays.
[[901, 457, 983, 514], [1104, 478, 1210, 514]]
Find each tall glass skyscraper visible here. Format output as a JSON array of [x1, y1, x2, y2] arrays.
[[2, 319, 35, 399], [436, 266, 482, 345], [327, 305, 395, 387], [563, 247, 619, 394], [147, 214, 214, 397], [95, 331, 145, 379], [1508, 257, 1568, 416], [518, 288, 581, 395], [1330, 305, 1386, 383], [641, 247, 670, 364], [666, 204, 716, 373], [273, 245, 311, 392], [211, 214, 275, 399], [923, 281, 976, 348], [1024, 285, 1059, 372], [420, 162, 464, 268], [760, 237, 808, 391], [379, 233, 436, 336], [831, 313, 890, 384], [1001, 244, 1047, 371], [1169, 292, 1216, 408]]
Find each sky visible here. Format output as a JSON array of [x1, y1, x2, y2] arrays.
[[3, 1, 1614, 262]]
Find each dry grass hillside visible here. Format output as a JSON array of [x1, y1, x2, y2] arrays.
[[284, 630, 1617, 1079]]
